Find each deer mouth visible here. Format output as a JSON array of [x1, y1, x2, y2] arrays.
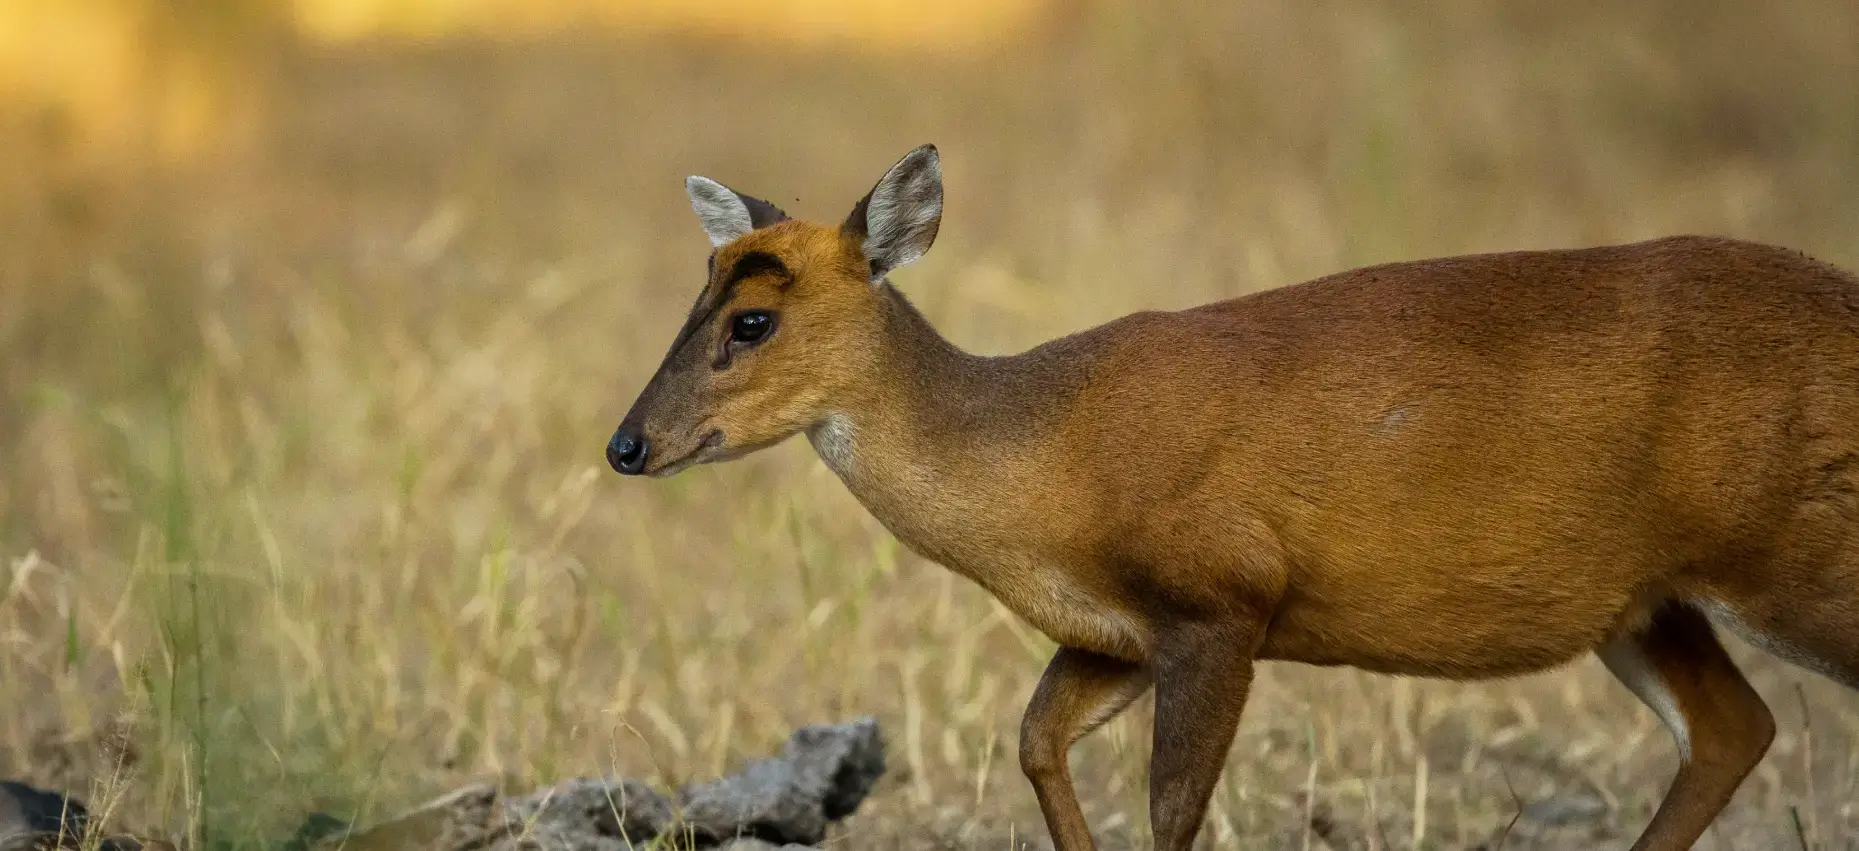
[[647, 429, 724, 478]]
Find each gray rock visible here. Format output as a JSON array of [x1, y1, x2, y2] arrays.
[[9, 717, 885, 851], [492, 718, 883, 849], [0, 782, 170, 851], [495, 777, 672, 850], [1521, 791, 1608, 826], [0, 781, 89, 843], [675, 716, 885, 846], [0, 836, 55, 851]]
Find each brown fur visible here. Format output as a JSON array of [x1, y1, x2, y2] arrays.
[[613, 148, 1859, 851]]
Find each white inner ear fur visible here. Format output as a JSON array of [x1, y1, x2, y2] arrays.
[[686, 176, 755, 247], [863, 151, 942, 275]]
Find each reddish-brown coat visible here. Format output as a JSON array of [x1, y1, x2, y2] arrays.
[[613, 146, 1859, 850]]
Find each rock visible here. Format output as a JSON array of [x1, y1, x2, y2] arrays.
[[675, 716, 885, 846], [322, 783, 501, 851], [485, 717, 885, 849], [1521, 791, 1608, 826], [13, 717, 885, 851], [0, 782, 89, 843], [0, 782, 168, 851], [494, 777, 672, 850]]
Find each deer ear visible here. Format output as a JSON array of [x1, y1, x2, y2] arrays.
[[686, 176, 789, 247], [843, 144, 942, 280]]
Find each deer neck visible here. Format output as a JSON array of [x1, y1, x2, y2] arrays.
[[806, 284, 1077, 566]]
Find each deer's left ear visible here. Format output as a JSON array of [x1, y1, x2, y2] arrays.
[[686, 176, 790, 248], [843, 144, 942, 280]]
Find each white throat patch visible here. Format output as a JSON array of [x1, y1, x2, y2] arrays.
[[808, 414, 858, 477]]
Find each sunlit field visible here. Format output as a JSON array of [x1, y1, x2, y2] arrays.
[[3, 2, 1859, 848]]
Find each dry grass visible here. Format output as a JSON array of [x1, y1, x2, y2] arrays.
[[3, 2, 1859, 848]]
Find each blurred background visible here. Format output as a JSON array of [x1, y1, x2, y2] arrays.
[[2, 1, 1857, 848]]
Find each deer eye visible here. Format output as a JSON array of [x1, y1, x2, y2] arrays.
[[729, 310, 775, 345]]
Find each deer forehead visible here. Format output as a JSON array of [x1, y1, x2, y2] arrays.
[[714, 222, 860, 283]]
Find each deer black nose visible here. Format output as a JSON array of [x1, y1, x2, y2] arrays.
[[608, 429, 649, 475]]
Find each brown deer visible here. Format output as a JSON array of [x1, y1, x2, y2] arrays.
[[607, 144, 1859, 851]]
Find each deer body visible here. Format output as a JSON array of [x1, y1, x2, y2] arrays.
[[610, 145, 1859, 850]]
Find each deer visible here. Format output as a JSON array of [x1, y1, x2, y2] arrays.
[[606, 144, 1859, 851]]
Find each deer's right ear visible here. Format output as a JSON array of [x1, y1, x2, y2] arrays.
[[686, 176, 789, 248], [843, 144, 942, 280]]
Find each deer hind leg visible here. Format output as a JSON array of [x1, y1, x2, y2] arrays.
[[1598, 602, 1776, 851], [1147, 620, 1260, 851]]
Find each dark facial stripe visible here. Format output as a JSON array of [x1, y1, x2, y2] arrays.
[[725, 251, 791, 287], [662, 250, 790, 363]]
